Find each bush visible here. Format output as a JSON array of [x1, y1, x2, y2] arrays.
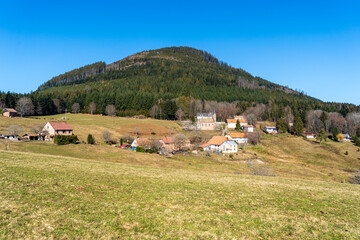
[[136, 147, 145, 152], [54, 135, 78, 145], [87, 134, 95, 144], [345, 151, 349, 156]]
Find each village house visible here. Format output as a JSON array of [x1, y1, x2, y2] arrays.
[[342, 134, 351, 142], [200, 136, 238, 153], [2, 108, 17, 118], [304, 132, 315, 139], [42, 121, 73, 141], [243, 125, 254, 133], [265, 126, 277, 134], [196, 110, 217, 130], [226, 132, 248, 144], [131, 138, 152, 150], [226, 116, 248, 129]]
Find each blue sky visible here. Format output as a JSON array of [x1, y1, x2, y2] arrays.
[[0, 0, 359, 104]]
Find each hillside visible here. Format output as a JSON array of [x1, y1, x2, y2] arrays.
[[1, 150, 359, 238], [25, 47, 358, 119], [1, 114, 359, 182]]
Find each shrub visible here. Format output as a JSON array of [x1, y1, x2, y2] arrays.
[[54, 135, 78, 145], [229, 154, 234, 159], [87, 134, 95, 144], [136, 147, 145, 152], [345, 151, 349, 156]]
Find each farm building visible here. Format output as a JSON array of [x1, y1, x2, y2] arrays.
[[2, 108, 17, 118]]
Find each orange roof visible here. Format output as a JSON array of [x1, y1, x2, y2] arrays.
[[226, 119, 247, 123], [162, 136, 174, 144], [200, 143, 210, 148], [48, 121, 73, 131], [206, 136, 229, 146], [227, 132, 246, 138], [243, 125, 254, 128]]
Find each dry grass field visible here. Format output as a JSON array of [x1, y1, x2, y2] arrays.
[[1, 150, 359, 239], [0, 114, 181, 142], [1, 114, 360, 238]]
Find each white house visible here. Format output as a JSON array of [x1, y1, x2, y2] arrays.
[[265, 126, 277, 134], [42, 121, 73, 141], [226, 118, 248, 129], [200, 136, 238, 153], [342, 134, 351, 142], [304, 132, 315, 139], [243, 125, 254, 133], [226, 132, 248, 144]]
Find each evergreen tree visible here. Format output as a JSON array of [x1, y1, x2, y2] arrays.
[[317, 129, 326, 144], [332, 127, 339, 141], [320, 111, 327, 130], [293, 114, 304, 136], [276, 118, 287, 133], [235, 120, 241, 131], [87, 134, 95, 144]]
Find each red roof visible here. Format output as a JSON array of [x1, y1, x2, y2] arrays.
[[48, 121, 73, 131]]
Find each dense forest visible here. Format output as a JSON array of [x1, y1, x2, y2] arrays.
[[1, 47, 359, 128]]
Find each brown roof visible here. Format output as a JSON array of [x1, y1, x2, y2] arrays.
[[226, 119, 247, 124], [4, 108, 17, 113], [243, 125, 254, 128], [227, 132, 246, 138], [48, 121, 73, 131], [162, 136, 174, 144]]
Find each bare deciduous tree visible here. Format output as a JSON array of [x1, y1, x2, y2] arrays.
[[102, 130, 111, 143], [16, 97, 34, 117], [72, 103, 81, 114], [105, 105, 116, 116], [7, 125, 24, 136], [31, 125, 43, 134], [173, 133, 189, 150], [247, 132, 261, 145], [52, 98, 63, 114], [89, 102, 96, 115], [122, 134, 135, 144], [175, 108, 184, 120]]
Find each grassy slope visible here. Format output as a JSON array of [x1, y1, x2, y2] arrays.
[[1, 150, 359, 239], [0, 114, 181, 142], [1, 114, 359, 182]]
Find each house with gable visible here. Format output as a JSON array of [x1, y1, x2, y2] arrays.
[[42, 121, 73, 141], [200, 136, 238, 153]]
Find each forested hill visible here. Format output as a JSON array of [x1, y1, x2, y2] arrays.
[[2, 47, 358, 121], [39, 47, 298, 95]]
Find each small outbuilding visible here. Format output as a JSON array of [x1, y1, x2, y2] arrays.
[[3, 108, 17, 118]]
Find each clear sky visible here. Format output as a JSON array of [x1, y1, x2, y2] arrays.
[[0, 0, 359, 105]]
